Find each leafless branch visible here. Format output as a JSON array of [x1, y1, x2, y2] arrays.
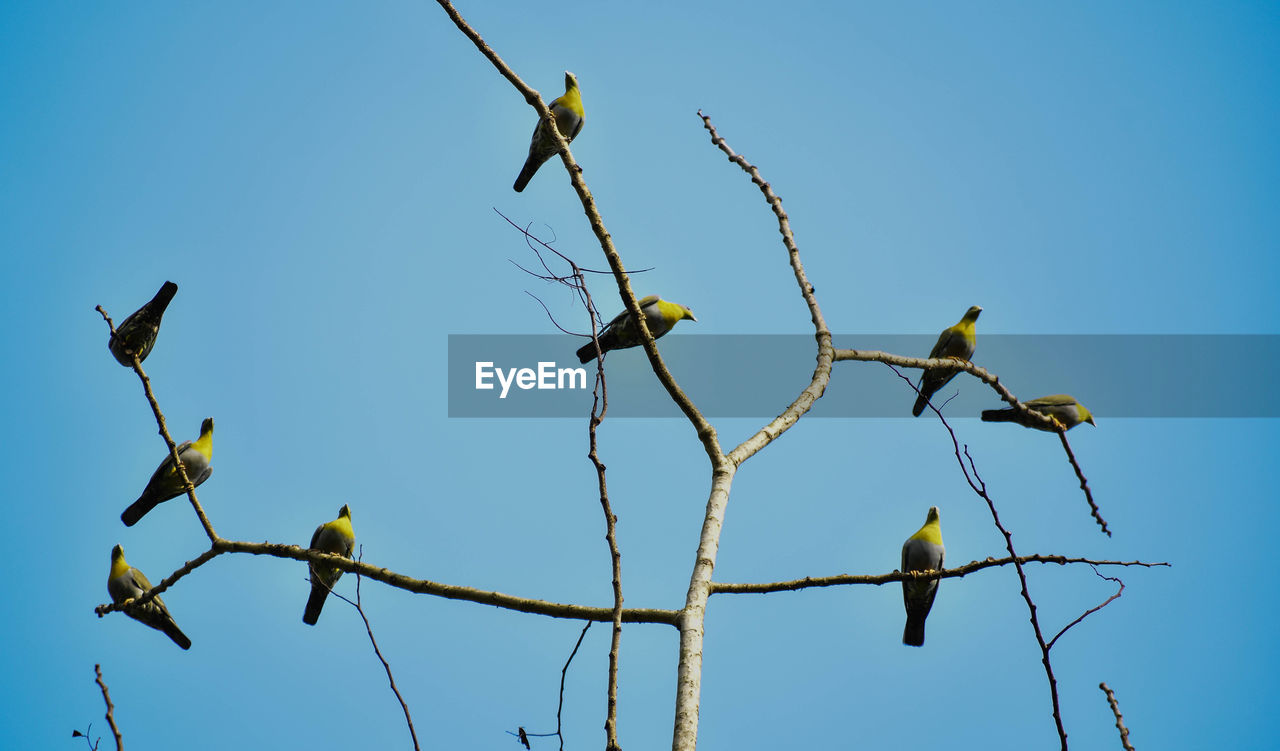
[[1099, 682, 1137, 751], [329, 548, 420, 751], [95, 306, 218, 541], [558, 622, 592, 751], [711, 556, 1167, 595], [94, 539, 679, 625], [94, 664, 122, 751], [1058, 431, 1105, 535], [890, 363, 1070, 749], [1047, 567, 1125, 650], [499, 210, 626, 749], [850, 351, 1108, 535]]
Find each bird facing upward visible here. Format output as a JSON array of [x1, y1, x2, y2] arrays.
[[121, 417, 214, 527], [303, 504, 356, 626], [107, 544, 191, 650], [901, 506, 945, 647], [513, 71, 585, 192], [912, 305, 982, 417]]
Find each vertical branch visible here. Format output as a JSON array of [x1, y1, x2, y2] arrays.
[[497, 213, 625, 749], [558, 622, 593, 751], [889, 364, 1070, 749], [94, 664, 122, 751], [332, 554, 420, 751], [587, 339, 624, 751], [1099, 683, 1136, 751]]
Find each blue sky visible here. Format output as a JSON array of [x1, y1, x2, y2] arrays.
[[2, 2, 1277, 748]]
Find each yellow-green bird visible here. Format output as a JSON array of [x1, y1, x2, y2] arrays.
[[576, 295, 697, 364], [303, 504, 355, 626], [513, 71, 585, 192], [109, 281, 178, 366], [981, 394, 1096, 431], [913, 306, 982, 416], [107, 544, 191, 650], [901, 506, 945, 647], [121, 417, 214, 527]]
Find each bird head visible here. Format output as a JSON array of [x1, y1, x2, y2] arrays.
[[964, 305, 983, 322], [564, 71, 579, 91], [1079, 403, 1096, 427], [111, 544, 125, 563], [200, 417, 214, 436], [339, 504, 351, 519], [926, 506, 941, 524]]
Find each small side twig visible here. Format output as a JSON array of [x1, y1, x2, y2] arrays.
[[94, 664, 122, 751], [1047, 568, 1124, 650], [71, 724, 100, 751], [889, 363, 1069, 749], [330, 548, 419, 751], [557, 622, 593, 751], [1058, 431, 1106, 535], [1099, 682, 1136, 751]]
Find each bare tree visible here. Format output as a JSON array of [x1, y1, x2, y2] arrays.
[[88, 4, 1164, 750]]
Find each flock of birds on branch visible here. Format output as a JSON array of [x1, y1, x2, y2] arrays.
[[101, 72, 1094, 653]]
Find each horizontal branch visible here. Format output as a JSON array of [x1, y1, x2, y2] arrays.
[[710, 555, 1168, 595], [834, 348, 1062, 431], [93, 539, 680, 626]]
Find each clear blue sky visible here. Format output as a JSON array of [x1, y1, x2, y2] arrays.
[[2, 2, 1277, 748]]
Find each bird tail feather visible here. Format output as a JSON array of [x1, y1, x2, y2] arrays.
[[513, 157, 540, 192], [302, 584, 329, 626], [902, 617, 925, 647], [120, 497, 157, 527], [163, 619, 192, 650]]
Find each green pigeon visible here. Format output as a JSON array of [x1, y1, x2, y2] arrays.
[[303, 504, 356, 625], [576, 295, 697, 363], [121, 417, 213, 527], [108, 544, 191, 650], [982, 394, 1096, 431], [901, 506, 945, 647], [913, 305, 982, 416], [514, 72, 584, 192]]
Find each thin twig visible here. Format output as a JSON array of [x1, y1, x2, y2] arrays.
[[1046, 567, 1124, 650], [94, 664, 122, 751], [711, 556, 1167, 595], [1099, 682, 1137, 751], [558, 622, 592, 751], [585, 299, 624, 751], [71, 725, 100, 751], [889, 363, 1069, 749], [1058, 431, 1106, 535], [330, 548, 420, 751], [499, 210, 626, 749]]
